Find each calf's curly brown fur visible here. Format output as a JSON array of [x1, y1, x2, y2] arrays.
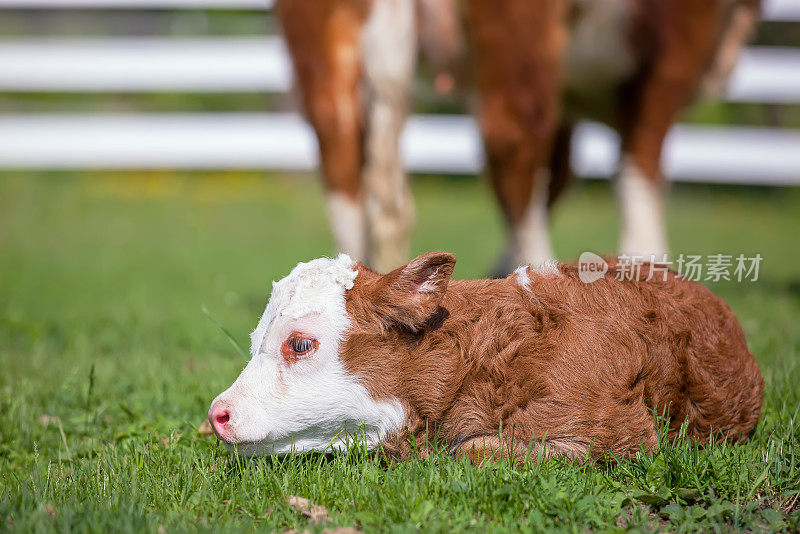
[[341, 252, 763, 462]]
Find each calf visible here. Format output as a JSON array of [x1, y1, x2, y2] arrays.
[[208, 252, 763, 461]]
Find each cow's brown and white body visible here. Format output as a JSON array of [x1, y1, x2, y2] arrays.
[[468, 0, 761, 270], [276, 0, 759, 274], [209, 252, 763, 461]]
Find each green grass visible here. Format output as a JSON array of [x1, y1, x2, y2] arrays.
[[1, 172, 799, 532]]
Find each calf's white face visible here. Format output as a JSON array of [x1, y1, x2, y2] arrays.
[[208, 254, 405, 456]]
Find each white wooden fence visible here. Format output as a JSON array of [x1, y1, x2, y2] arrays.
[[0, 0, 794, 19], [2, 38, 799, 102], [0, 0, 799, 184]]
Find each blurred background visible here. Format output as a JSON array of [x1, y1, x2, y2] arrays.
[[1, 0, 799, 178]]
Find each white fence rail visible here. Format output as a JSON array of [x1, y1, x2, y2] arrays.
[[0, 0, 798, 182], [1, 38, 798, 104], [0, 37, 292, 92], [0, 0, 276, 8], [1, 113, 799, 185], [0, 0, 796, 22]]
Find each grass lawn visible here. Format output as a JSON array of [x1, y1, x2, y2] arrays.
[[1, 172, 799, 532]]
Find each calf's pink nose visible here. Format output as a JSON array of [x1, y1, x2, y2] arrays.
[[209, 404, 231, 438]]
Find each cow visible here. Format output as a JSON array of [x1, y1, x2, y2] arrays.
[[465, 0, 761, 271], [207, 252, 763, 462], [275, 0, 760, 274]]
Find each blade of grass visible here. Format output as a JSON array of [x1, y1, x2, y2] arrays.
[[202, 304, 249, 360], [56, 417, 72, 463]]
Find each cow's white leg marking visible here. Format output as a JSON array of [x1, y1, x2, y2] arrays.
[[327, 192, 366, 263], [617, 156, 668, 258], [514, 169, 555, 266]]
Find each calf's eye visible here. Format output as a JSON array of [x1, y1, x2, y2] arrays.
[[282, 332, 318, 360], [291, 337, 313, 354]]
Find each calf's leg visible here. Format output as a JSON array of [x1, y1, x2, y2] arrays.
[[452, 434, 590, 465]]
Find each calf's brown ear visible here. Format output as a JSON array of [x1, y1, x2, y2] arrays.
[[373, 251, 456, 331]]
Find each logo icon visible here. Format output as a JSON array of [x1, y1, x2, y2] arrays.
[[578, 252, 608, 283]]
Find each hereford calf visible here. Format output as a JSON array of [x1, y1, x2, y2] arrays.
[[208, 252, 763, 461]]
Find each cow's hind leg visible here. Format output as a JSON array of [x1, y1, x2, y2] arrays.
[[464, 0, 567, 273], [277, 0, 368, 261], [361, 0, 417, 273], [616, 1, 722, 258]]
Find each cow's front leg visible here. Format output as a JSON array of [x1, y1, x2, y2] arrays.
[[360, 0, 417, 273], [278, 0, 369, 262]]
